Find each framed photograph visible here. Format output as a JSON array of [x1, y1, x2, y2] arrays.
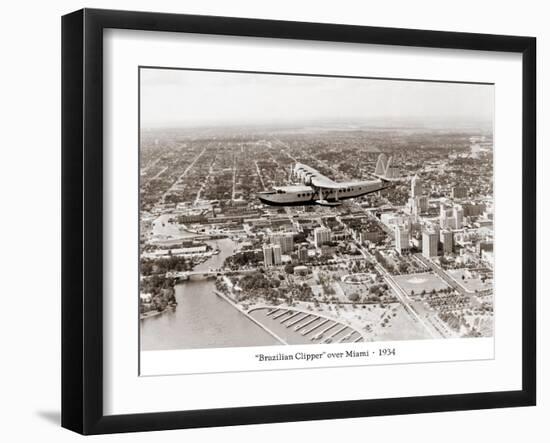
[[62, 8, 536, 434]]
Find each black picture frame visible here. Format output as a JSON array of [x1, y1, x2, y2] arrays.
[[62, 8, 536, 435]]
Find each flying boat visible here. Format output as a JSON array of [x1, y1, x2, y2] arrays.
[[258, 153, 400, 207]]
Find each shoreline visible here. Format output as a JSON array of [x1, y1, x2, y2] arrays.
[[213, 290, 288, 345], [140, 304, 176, 321]]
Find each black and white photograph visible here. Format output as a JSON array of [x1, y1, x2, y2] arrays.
[[0, 1, 542, 439], [138, 68, 495, 354]]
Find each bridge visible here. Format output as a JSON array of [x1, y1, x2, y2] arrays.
[[166, 268, 259, 280]]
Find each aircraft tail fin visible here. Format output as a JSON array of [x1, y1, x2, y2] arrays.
[[374, 153, 388, 176], [374, 153, 402, 181]]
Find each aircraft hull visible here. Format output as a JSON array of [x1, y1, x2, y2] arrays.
[[258, 196, 318, 206], [258, 187, 389, 207]]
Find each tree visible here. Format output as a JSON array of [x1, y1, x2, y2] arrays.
[[284, 264, 294, 274]]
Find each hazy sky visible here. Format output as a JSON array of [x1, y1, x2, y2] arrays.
[[140, 68, 494, 129]]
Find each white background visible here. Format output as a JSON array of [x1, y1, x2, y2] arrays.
[[0, 0, 546, 441]]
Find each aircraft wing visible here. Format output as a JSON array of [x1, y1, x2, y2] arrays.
[[311, 176, 342, 189], [294, 163, 341, 189]]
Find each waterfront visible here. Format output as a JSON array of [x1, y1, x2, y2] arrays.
[[140, 238, 279, 350], [139, 110, 495, 350]]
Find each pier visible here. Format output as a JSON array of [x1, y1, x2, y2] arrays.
[[248, 305, 367, 345]]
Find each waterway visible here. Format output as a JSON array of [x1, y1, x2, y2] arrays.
[[140, 238, 279, 350]]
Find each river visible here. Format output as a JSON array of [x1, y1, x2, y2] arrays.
[[140, 238, 278, 350]]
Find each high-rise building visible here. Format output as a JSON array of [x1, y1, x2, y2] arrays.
[[408, 197, 418, 218], [270, 232, 294, 254], [272, 244, 282, 265], [440, 230, 453, 255], [417, 196, 429, 213], [314, 227, 331, 248], [453, 204, 464, 229], [410, 195, 429, 218], [422, 230, 439, 258], [394, 224, 410, 255], [440, 202, 463, 229], [263, 245, 273, 267], [411, 175, 424, 198], [440, 203, 452, 228]]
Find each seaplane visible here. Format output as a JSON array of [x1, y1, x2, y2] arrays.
[[258, 153, 400, 207]]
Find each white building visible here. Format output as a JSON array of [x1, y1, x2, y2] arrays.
[[440, 202, 464, 230], [409, 195, 429, 218], [381, 212, 407, 227], [394, 224, 410, 255], [440, 202, 453, 228], [440, 229, 453, 255], [270, 232, 294, 254], [417, 196, 429, 213], [422, 230, 439, 258], [263, 245, 273, 267], [453, 204, 464, 229], [314, 227, 331, 248], [411, 175, 424, 198], [272, 244, 282, 265]]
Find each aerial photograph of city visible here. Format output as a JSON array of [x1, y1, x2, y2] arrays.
[[139, 68, 494, 352]]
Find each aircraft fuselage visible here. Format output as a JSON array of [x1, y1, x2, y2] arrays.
[[258, 180, 390, 207]]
